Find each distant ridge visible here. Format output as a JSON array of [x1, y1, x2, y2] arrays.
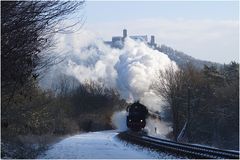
[[156, 44, 222, 69]]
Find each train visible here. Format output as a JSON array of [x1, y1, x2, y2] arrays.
[[126, 101, 148, 131]]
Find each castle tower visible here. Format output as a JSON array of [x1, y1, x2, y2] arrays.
[[150, 35, 155, 45], [123, 29, 127, 39]]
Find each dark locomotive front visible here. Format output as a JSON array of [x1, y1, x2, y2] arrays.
[[126, 101, 148, 131]]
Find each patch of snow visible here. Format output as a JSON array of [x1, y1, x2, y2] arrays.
[[38, 130, 178, 159]]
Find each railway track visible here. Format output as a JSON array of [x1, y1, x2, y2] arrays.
[[118, 131, 239, 159]]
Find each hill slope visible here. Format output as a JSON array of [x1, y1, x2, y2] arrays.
[[156, 44, 222, 69]]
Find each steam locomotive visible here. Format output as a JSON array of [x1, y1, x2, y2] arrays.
[[126, 101, 148, 131]]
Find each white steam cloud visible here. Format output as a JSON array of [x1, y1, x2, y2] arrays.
[[145, 117, 172, 138], [44, 30, 178, 137], [111, 111, 128, 131]]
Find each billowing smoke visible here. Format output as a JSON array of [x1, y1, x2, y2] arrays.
[[145, 117, 173, 138], [111, 111, 128, 131], [43, 30, 178, 137]]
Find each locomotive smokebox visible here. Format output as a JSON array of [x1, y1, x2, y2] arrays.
[[126, 101, 148, 131]]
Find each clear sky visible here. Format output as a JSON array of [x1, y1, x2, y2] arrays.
[[77, 1, 239, 63], [85, 1, 238, 22]]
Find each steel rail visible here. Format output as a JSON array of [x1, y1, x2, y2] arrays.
[[118, 131, 239, 159]]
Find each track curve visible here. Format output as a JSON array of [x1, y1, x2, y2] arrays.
[[118, 131, 239, 159]]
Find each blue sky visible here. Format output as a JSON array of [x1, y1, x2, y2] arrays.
[[85, 1, 238, 23], [73, 1, 239, 63]]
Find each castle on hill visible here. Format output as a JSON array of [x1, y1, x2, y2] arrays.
[[104, 29, 157, 49]]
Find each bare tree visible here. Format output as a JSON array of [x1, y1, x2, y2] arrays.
[[152, 65, 183, 140], [153, 62, 239, 149], [1, 1, 84, 104], [152, 64, 198, 141]]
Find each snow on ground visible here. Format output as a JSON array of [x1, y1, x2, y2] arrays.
[[38, 130, 178, 159]]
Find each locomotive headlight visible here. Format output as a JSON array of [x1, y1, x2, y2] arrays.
[[140, 119, 143, 122], [129, 119, 131, 122]]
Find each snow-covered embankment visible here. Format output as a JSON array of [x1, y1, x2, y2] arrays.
[[38, 130, 177, 159]]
